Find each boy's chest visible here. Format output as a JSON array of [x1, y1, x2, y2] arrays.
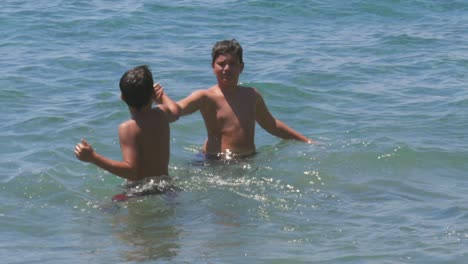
[[214, 95, 256, 126]]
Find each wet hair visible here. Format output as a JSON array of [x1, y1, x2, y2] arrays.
[[211, 39, 244, 66], [119, 65, 154, 111]]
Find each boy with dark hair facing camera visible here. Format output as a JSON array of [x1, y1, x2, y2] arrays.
[[177, 39, 314, 159]]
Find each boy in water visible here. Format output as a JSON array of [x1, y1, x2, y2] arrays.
[[177, 39, 314, 159], [75, 65, 179, 198]]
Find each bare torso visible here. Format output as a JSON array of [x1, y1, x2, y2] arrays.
[[200, 85, 257, 156], [121, 107, 170, 180]]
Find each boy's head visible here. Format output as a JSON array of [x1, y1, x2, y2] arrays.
[[212, 39, 243, 66], [119, 65, 154, 111]]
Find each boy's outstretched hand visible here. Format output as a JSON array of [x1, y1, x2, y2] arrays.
[[75, 139, 95, 162]]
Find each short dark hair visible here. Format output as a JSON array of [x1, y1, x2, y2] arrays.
[[119, 65, 154, 111], [211, 39, 243, 65]]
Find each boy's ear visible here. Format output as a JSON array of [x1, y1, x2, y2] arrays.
[[240, 62, 244, 73], [120, 94, 125, 101]]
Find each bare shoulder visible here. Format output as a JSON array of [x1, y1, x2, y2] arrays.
[[238, 85, 258, 92], [148, 108, 171, 131], [239, 85, 261, 99], [192, 85, 221, 103], [192, 86, 213, 97], [119, 119, 136, 130], [151, 106, 168, 118], [204, 85, 220, 96], [180, 87, 211, 103], [118, 119, 139, 138]]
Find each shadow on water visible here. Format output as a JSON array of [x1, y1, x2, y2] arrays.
[[107, 195, 182, 262]]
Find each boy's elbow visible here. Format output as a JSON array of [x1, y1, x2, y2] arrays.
[[169, 107, 181, 122], [112, 164, 138, 181], [174, 104, 182, 118]]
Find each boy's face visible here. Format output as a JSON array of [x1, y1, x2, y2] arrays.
[[212, 53, 244, 86]]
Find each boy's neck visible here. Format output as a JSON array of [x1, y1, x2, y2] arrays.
[[129, 103, 152, 118], [218, 83, 239, 93]]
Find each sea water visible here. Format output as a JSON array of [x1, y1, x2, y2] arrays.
[[1, 0, 468, 263]]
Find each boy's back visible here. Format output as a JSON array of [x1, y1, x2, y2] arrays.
[[75, 65, 179, 183], [120, 107, 170, 179]]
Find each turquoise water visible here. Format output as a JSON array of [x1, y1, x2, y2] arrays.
[[1, 0, 468, 263]]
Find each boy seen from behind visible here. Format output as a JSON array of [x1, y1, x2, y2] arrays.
[[75, 65, 179, 185]]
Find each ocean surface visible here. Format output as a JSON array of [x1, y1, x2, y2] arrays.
[[1, 0, 468, 263]]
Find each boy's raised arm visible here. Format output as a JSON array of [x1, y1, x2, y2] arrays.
[[255, 91, 315, 144], [153, 83, 180, 122]]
